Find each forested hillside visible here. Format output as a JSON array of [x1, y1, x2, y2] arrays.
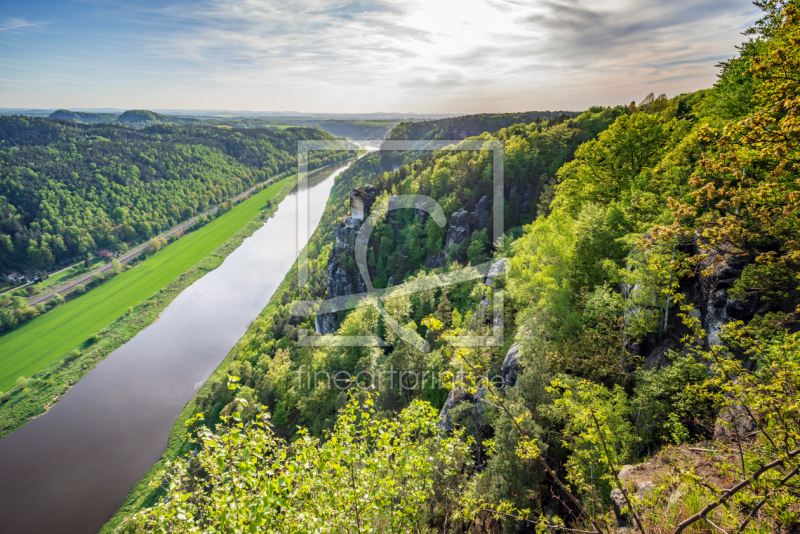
[[386, 111, 577, 142], [0, 117, 348, 272], [121, 2, 800, 532], [48, 109, 401, 139]]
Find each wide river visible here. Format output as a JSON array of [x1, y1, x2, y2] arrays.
[[0, 160, 351, 534]]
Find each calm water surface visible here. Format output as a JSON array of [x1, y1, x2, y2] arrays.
[[0, 161, 350, 534]]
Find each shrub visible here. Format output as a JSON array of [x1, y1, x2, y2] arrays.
[[15, 376, 28, 389], [75, 284, 86, 294], [127, 392, 470, 533], [88, 333, 102, 344], [65, 349, 81, 363]]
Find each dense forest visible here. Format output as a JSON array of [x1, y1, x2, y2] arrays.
[[120, 1, 800, 533], [386, 111, 578, 142], [47, 109, 401, 139], [0, 117, 349, 272]]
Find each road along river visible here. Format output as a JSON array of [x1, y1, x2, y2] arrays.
[[0, 160, 352, 534]]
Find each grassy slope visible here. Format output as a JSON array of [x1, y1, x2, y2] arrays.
[[0, 178, 289, 392]]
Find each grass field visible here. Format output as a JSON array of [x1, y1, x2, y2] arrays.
[[37, 258, 104, 289], [0, 178, 289, 392]]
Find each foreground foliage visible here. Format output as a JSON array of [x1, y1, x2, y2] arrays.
[[124, 389, 470, 534]]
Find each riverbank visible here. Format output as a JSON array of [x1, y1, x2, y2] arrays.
[[0, 174, 300, 438], [98, 156, 368, 533], [100, 244, 302, 534]]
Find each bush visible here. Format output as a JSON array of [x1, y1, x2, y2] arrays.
[[88, 333, 102, 344], [75, 284, 86, 294], [16, 376, 28, 389], [127, 393, 470, 533], [65, 349, 81, 363]]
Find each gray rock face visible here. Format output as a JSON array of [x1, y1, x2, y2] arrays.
[[618, 465, 635, 482], [470, 195, 491, 231], [438, 387, 471, 434], [485, 258, 507, 286], [425, 253, 444, 269], [437, 386, 488, 435], [446, 209, 471, 248], [694, 237, 754, 347], [317, 188, 376, 335], [610, 488, 632, 528], [501, 343, 520, 389], [714, 403, 758, 440]]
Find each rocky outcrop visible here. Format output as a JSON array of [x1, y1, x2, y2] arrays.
[[501, 343, 520, 389], [693, 237, 755, 348], [714, 403, 758, 440], [349, 185, 378, 222], [438, 387, 487, 434], [470, 195, 491, 231], [444, 195, 492, 251], [425, 253, 445, 269], [445, 209, 471, 248], [317, 187, 377, 335]]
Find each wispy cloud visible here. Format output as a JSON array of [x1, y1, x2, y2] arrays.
[[0, 19, 51, 32], [0, 0, 761, 111]]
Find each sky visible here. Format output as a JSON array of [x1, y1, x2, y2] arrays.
[[0, 0, 762, 114]]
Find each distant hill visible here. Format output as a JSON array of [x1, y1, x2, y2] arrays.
[[51, 109, 207, 127], [49, 109, 119, 124], [385, 111, 578, 142]]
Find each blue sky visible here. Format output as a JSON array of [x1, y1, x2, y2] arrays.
[[0, 0, 761, 113]]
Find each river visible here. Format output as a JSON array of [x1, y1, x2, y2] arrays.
[[0, 160, 352, 534]]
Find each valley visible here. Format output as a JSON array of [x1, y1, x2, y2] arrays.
[[0, 2, 798, 532]]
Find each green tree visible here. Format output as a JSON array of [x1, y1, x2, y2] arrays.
[[128, 392, 470, 533]]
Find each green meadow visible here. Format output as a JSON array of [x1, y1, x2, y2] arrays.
[[0, 178, 290, 392]]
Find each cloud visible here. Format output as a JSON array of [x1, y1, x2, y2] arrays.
[[0, 0, 761, 111]]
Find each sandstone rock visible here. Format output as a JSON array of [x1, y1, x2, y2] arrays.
[[470, 195, 491, 231], [438, 387, 487, 434], [349, 184, 378, 221], [636, 481, 656, 499], [714, 403, 758, 440], [425, 253, 444, 269], [610, 488, 631, 527], [501, 343, 520, 389], [485, 258, 507, 286], [694, 236, 754, 347], [618, 465, 635, 482], [446, 209, 470, 247]]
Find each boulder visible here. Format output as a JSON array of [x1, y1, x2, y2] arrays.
[[610, 488, 632, 528], [618, 465, 635, 482], [636, 481, 656, 500], [485, 258, 507, 286]]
